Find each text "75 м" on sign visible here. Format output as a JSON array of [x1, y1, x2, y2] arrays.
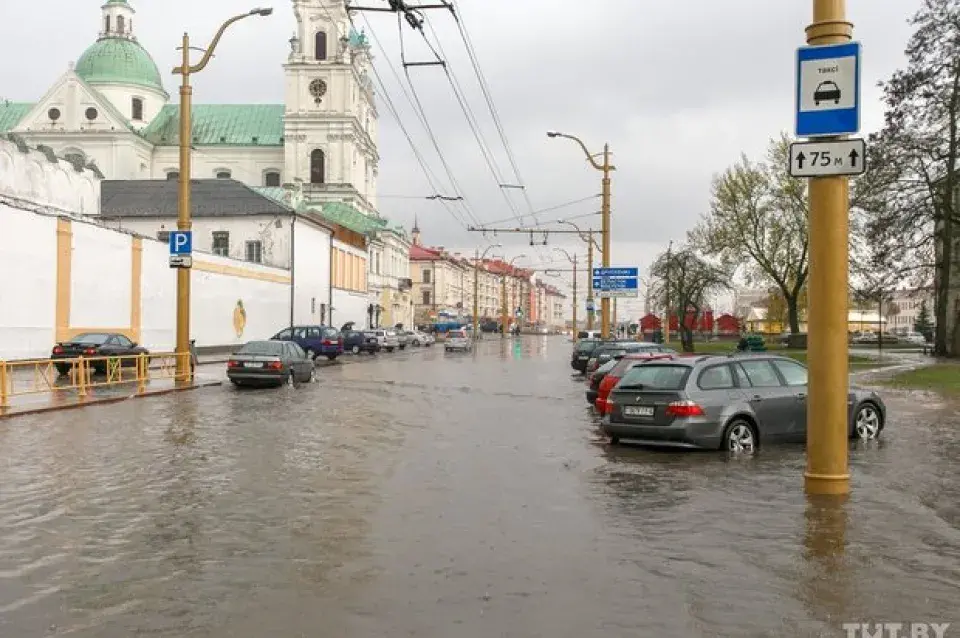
[[788, 139, 867, 178]]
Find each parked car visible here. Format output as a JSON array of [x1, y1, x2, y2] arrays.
[[601, 354, 886, 452], [368, 329, 399, 352], [343, 330, 380, 354], [51, 332, 149, 375], [594, 351, 678, 414], [271, 325, 343, 361], [395, 330, 411, 350], [409, 330, 434, 346], [586, 358, 621, 405], [900, 331, 927, 345], [445, 329, 472, 352], [227, 340, 315, 388], [585, 342, 672, 374], [571, 338, 604, 373]]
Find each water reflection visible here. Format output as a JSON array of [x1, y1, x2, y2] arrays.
[[799, 495, 851, 628]]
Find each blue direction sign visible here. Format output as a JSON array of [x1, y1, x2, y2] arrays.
[[168, 230, 193, 269], [795, 42, 861, 137], [592, 267, 639, 299]]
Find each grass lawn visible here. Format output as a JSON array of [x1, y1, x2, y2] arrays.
[[685, 341, 886, 370], [878, 363, 960, 397]]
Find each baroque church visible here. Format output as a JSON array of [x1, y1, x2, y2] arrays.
[[0, 0, 380, 216]]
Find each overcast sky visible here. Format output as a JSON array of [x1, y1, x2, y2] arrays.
[[0, 0, 918, 316]]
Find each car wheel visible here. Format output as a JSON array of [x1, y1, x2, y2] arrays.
[[352, 345, 360, 354], [55, 364, 71, 376], [307, 367, 315, 383], [609, 435, 620, 445], [305, 349, 317, 361], [400, 344, 406, 350], [387, 347, 394, 353], [853, 403, 882, 440], [326, 354, 337, 361], [722, 419, 757, 454]]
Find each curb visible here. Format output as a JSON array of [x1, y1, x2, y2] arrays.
[[0, 379, 223, 419]]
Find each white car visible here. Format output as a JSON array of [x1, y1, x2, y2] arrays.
[[371, 329, 400, 352], [410, 331, 434, 346], [444, 329, 472, 352], [901, 331, 927, 345]]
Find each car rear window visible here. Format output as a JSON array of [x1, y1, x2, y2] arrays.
[[596, 360, 618, 374], [617, 364, 690, 390], [72, 333, 110, 344], [322, 327, 339, 338], [239, 341, 283, 355], [575, 340, 599, 353]]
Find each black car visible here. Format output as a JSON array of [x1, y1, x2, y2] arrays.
[[571, 339, 604, 373], [343, 330, 380, 354], [51, 332, 149, 375], [227, 340, 315, 388], [814, 80, 841, 105]]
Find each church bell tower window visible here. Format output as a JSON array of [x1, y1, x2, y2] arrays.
[[315, 31, 328, 60], [117, 15, 125, 34], [310, 150, 325, 184], [132, 97, 143, 121], [104, 15, 110, 33]]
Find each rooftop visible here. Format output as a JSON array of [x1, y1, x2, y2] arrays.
[[0, 102, 32, 133], [139, 104, 284, 146], [75, 37, 164, 94], [100, 179, 293, 217]]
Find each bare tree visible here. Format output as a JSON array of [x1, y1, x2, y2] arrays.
[[649, 246, 730, 352]]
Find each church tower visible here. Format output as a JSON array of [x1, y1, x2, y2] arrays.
[[283, 0, 379, 215]]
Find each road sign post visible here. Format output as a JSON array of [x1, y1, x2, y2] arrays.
[[592, 267, 639, 299], [169, 230, 193, 269], [799, 1, 856, 497], [789, 138, 866, 177]]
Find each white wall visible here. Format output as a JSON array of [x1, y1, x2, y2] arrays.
[[293, 217, 332, 325], [332, 289, 368, 329], [0, 204, 58, 359], [70, 220, 131, 327], [0, 139, 101, 214], [151, 146, 284, 187]]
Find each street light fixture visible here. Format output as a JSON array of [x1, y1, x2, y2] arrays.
[[172, 7, 272, 382], [473, 243, 501, 339], [556, 218, 599, 330], [553, 247, 579, 341], [547, 131, 615, 338]]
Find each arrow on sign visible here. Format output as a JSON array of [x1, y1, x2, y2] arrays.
[[848, 148, 859, 167], [796, 152, 806, 169]]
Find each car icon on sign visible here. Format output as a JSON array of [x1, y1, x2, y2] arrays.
[[814, 80, 841, 105]]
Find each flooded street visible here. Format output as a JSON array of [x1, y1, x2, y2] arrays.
[[1, 336, 958, 637]]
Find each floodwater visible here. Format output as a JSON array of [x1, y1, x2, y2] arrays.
[[0, 337, 957, 637]]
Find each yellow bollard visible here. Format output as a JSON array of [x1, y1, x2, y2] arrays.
[[0, 360, 8, 408], [77, 358, 88, 399], [137, 353, 148, 394]]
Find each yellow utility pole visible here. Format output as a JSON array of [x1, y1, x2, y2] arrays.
[[172, 8, 272, 381], [548, 132, 615, 338], [500, 275, 508, 340], [804, 0, 853, 496], [587, 231, 595, 331], [553, 248, 578, 341]]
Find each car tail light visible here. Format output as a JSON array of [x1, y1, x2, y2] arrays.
[[268, 360, 283, 370], [665, 400, 705, 418], [53, 345, 63, 354], [322, 339, 334, 346], [227, 360, 240, 368], [84, 348, 96, 355]]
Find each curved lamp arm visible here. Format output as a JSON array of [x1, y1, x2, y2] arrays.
[[547, 132, 602, 171], [174, 8, 273, 74]]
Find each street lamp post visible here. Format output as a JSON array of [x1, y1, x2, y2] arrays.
[[474, 244, 501, 340], [172, 7, 273, 381], [548, 132, 615, 338], [554, 248, 578, 341], [558, 219, 600, 331]]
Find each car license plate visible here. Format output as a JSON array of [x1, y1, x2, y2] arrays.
[[578, 355, 587, 360], [243, 362, 264, 368], [624, 406, 654, 417]]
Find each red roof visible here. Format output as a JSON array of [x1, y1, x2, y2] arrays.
[[409, 244, 443, 261]]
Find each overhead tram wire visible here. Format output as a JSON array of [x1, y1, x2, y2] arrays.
[[314, 3, 470, 229], [358, 11, 483, 228], [473, 195, 601, 228], [442, 5, 538, 218], [416, 13, 525, 226]]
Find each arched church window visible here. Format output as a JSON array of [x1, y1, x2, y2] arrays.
[[315, 31, 328, 60], [117, 15, 125, 34], [131, 97, 143, 121], [104, 15, 110, 33], [166, 171, 179, 180], [216, 170, 231, 179], [310, 149, 325, 184], [264, 171, 281, 187]]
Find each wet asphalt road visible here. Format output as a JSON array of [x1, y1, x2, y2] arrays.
[[1, 336, 958, 637]]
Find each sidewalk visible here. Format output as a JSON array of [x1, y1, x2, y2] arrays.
[[0, 373, 223, 419]]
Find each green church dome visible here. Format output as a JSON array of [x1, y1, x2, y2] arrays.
[[75, 37, 164, 93]]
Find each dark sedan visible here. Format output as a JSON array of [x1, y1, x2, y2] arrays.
[[343, 330, 380, 354], [227, 340, 315, 388], [601, 354, 886, 452], [52, 332, 149, 375], [586, 358, 621, 405]]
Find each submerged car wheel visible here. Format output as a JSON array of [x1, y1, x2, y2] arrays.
[[307, 367, 315, 383], [352, 345, 360, 354], [854, 403, 882, 440], [287, 371, 296, 388], [722, 419, 757, 454], [305, 348, 316, 361]]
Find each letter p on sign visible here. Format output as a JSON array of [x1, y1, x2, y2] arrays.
[[169, 231, 192, 255]]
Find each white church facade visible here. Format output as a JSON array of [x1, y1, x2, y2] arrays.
[[0, 0, 414, 329]]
